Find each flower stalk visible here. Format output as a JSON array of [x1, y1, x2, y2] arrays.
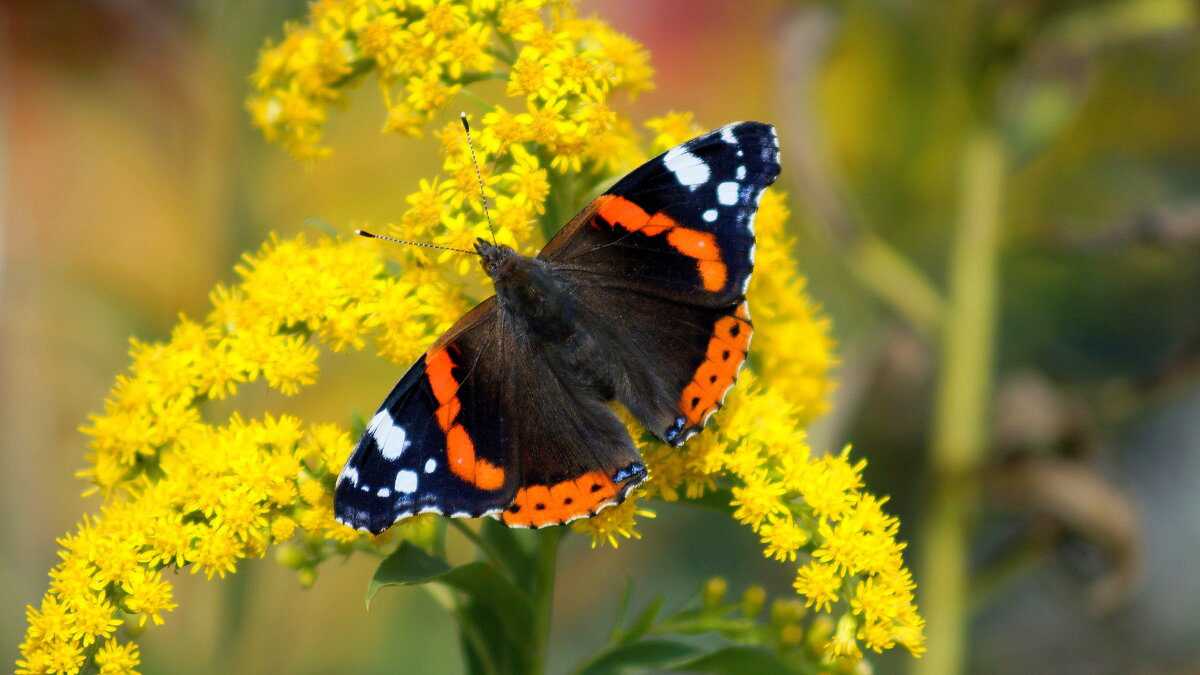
[[918, 128, 1005, 675]]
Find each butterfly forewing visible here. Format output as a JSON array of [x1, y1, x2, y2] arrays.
[[541, 121, 777, 444], [334, 300, 520, 534]]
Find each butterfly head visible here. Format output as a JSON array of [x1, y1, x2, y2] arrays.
[[474, 239, 520, 279]]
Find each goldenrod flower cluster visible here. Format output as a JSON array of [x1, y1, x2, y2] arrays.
[[248, 0, 650, 163], [19, 1, 923, 672], [18, 234, 463, 674]]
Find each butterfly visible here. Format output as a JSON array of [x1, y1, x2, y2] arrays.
[[335, 122, 781, 533]]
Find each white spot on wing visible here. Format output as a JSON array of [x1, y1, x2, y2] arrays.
[[338, 465, 359, 487], [424, 458, 437, 473], [717, 181, 739, 206], [368, 410, 411, 460], [749, 244, 756, 264], [664, 146, 710, 190], [703, 209, 718, 223], [720, 125, 738, 144], [376, 487, 391, 498], [736, 165, 747, 180], [394, 470, 418, 494]]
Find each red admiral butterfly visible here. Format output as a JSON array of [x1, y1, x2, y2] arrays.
[[335, 122, 780, 533]]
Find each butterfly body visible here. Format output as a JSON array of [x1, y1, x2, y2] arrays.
[[336, 122, 780, 533], [477, 240, 582, 346]]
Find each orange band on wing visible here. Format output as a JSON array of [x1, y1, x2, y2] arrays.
[[500, 470, 620, 527], [593, 195, 728, 291], [666, 229, 728, 291], [679, 303, 752, 426], [425, 349, 458, 404], [425, 348, 506, 491]]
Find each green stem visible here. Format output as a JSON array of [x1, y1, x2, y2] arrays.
[[529, 527, 564, 674], [215, 562, 255, 672], [917, 129, 1004, 675], [459, 87, 499, 114], [449, 519, 506, 569], [424, 584, 501, 675]]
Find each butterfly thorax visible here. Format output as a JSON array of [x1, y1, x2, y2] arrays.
[[476, 239, 577, 344]]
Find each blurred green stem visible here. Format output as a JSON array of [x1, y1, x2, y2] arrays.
[[917, 129, 1004, 675], [530, 527, 564, 675], [848, 233, 945, 341]]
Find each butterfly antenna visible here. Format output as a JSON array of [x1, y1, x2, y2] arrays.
[[355, 229, 480, 256], [461, 112, 497, 245]]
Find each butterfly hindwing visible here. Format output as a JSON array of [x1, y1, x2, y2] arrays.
[[540, 121, 776, 444], [569, 287, 753, 446], [490, 311, 647, 527], [336, 300, 650, 533]]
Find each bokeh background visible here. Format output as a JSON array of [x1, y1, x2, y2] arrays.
[[3, 0, 1200, 672]]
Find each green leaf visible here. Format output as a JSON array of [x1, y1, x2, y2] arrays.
[[670, 646, 792, 674], [577, 639, 700, 675], [367, 542, 538, 672], [367, 541, 451, 606], [610, 577, 635, 640], [618, 596, 663, 644]]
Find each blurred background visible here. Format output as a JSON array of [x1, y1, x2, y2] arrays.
[[3, 0, 1199, 672]]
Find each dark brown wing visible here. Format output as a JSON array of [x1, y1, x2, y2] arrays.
[[538, 122, 777, 444]]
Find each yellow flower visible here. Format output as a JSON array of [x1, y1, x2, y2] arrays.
[[120, 568, 177, 627], [828, 614, 864, 662], [758, 515, 809, 562], [506, 144, 549, 212], [95, 639, 141, 675], [271, 516, 299, 542], [730, 471, 789, 528], [480, 106, 531, 154], [508, 45, 562, 100], [444, 24, 495, 78], [68, 592, 123, 647], [793, 447, 865, 521], [794, 561, 841, 614], [646, 112, 699, 152]]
